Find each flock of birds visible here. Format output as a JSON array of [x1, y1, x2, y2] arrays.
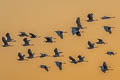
[[2, 13, 116, 72]]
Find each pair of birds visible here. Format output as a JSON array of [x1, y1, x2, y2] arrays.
[[18, 48, 63, 60], [69, 55, 86, 64], [88, 39, 105, 49], [18, 49, 35, 60], [2, 33, 15, 47], [87, 13, 115, 21], [40, 61, 65, 72], [18, 32, 40, 38]]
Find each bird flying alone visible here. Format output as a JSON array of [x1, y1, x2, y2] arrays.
[[40, 65, 49, 72], [96, 39, 105, 44], [53, 48, 63, 57], [55, 30, 67, 39], [18, 32, 28, 37], [29, 33, 40, 38], [23, 38, 30, 46], [69, 56, 77, 64], [55, 61, 63, 70], [88, 41, 95, 49], [76, 17, 83, 29], [27, 49, 35, 59], [2, 36, 9, 47], [104, 26, 113, 34], [45, 37, 55, 43], [5, 33, 15, 42], [106, 51, 116, 56], [18, 52, 25, 61], [101, 16, 115, 20], [99, 61, 112, 73], [72, 27, 81, 36]]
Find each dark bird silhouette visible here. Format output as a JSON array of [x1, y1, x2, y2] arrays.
[[27, 49, 35, 59], [72, 27, 80, 35], [55, 31, 67, 39], [103, 62, 108, 71], [55, 31, 63, 39], [87, 13, 94, 22], [18, 52, 25, 61], [76, 17, 83, 29], [23, 38, 30, 46], [101, 16, 115, 20], [40, 53, 48, 58], [29, 33, 40, 38], [104, 26, 112, 34], [45, 37, 55, 43], [5, 33, 15, 42], [100, 66, 107, 73], [29, 33, 37, 38], [18, 32, 28, 37], [88, 41, 95, 49], [2, 36, 9, 47], [69, 56, 77, 64], [106, 51, 116, 55], [76, 31, 81, 36], [77, 55, 85, 62], [72, 27, 81, 36], [40, 65, 49, 72], [96, 39, 105, 44], [55, 61, 63, 70], [100, 61, 108, 73], [53, 48, 63, 57]]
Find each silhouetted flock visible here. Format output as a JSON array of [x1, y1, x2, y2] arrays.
[[2, 13, 115, 72]]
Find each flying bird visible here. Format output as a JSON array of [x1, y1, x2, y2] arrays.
[[2, 36, 9, 47], [77, 55, 85, 62], [55, 31, 67, 39], [100, 61, 109, 73], [18, 32, 28, 37], [5, 33, 15, 42], [72, 27, 81, 36], [40, 53, 48, 58], [106, 51, 116, 55], [103, 62, 108, 71], [27, 49, 35, 59], [45, 37, 55, 43], [96, 39, 105, 44], [23, 38, 30, 46], [88, 41, 95, 49], [18, 52, 25, 61], [29, 33, 40, 38], [76, 17, 83, 29], [76, 31, 81, 36], [100, 66, 106, 73], [55, 61, 63, 70], [72, 27, 80, 35], [40, 65, 49, 72], [101, 16, 115, 20], [29, 33, 37, 38], [87, 13, 94, 22], [53, 48, 63, 57], [104, 26, 112, 34], [69, 56, 77, 64]]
